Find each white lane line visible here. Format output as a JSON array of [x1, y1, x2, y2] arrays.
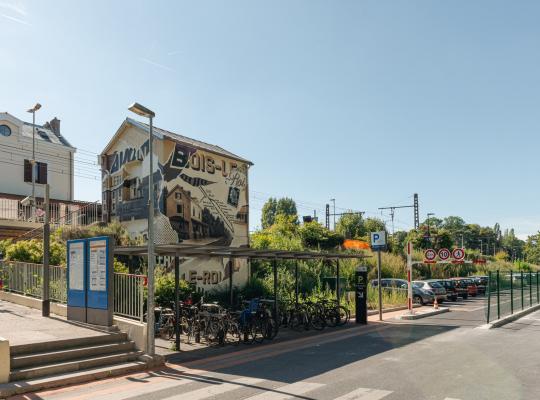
[[333, 387, 393, 400], [244, 381, 324, 400], [444, 398, 462, 400], [162, 376, 264, 400]]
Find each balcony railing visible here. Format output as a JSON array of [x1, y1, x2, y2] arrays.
[[0, 198, 101, 228]]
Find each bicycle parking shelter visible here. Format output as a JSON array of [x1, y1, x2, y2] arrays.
[[114, 244, 368, 351]]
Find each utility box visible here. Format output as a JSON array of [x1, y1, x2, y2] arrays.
[[67, 236, 114, 327], [355, 266, 368, 324]]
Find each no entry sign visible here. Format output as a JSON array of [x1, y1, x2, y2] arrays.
[[438, 248, 451, 261]]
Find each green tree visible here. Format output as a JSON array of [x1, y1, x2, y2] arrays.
[[261, 197, 277, 229], [363, 218, 386, 234], [335, 212, 364, 239], [261, 197, 298, 228], [298, 222, 344, 250]]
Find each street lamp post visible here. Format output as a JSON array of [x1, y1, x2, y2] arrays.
[[26, 103, 41, 221], [128, 102, 156, 356], [426, 213, 435, 241]]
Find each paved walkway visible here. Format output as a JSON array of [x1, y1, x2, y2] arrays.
[[0, 300, 107, 346]]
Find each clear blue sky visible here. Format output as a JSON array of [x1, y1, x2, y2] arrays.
[[2, 0, 539, 238]]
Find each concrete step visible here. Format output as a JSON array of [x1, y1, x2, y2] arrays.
[[0, 359, 149, 398], [10, 350, 144, 381], [10, 332, 128, 356], [11, 341, 136, 369]]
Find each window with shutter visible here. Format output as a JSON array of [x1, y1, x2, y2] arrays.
[[24, 159, 32, 182]]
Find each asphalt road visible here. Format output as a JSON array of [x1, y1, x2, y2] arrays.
[[17, 295, 540, 400]]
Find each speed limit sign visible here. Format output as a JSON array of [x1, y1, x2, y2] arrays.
[[438, 248, 451, 261], [424, 249, 436, 262], [452, 248, 465, 261]]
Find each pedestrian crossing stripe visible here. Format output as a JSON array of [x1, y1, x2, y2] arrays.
[[243, 381, 324, 400], [161, 376, 265, 400], [333, 387, 393, 400]]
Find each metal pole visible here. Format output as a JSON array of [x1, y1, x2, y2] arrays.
[[406, 241, 413, 314], [336, 259, 340, 307], [486, 271, 491, 323], [530, 271, 533, 307], [174, 256, 180, 352], [229, 259, 233, 307], [496, 270, 500, 320], [146, 116, 155, 356], [377, 249, 382, 321], [31, 110, 36, 221], [273, 259, 278, 322], [536, 271, 540, 303], [294, 260, 299, 306], [521, 271, 524, 310], [510, 270, 513, 315], [42, 184, 50, 317]]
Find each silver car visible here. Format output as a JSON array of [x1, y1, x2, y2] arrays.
[[412, 280, 447, 303]]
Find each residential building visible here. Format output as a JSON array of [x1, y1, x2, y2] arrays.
[[99, 117, 252, 290]]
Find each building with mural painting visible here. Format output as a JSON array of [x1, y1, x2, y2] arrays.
[[99, 118, 252, 290]]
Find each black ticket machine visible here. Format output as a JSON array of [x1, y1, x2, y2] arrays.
[[355, 265, 368, 324]]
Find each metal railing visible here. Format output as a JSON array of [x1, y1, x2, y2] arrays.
[[0, 197, 101, 229], [114, 273, 146, 323], [486, 270, 540, 323], [0, 261, 145, 321]]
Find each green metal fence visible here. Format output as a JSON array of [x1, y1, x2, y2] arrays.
[[486, 270, 540, 323]]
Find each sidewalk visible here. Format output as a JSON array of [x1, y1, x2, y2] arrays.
[[0, 300, 107, 346]]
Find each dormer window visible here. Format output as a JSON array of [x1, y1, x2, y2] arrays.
[[0, 125, 11, 137]]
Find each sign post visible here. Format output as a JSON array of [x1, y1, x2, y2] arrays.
[[355, 266, 368, 324], [371, 231, 387, 321], [406, 241, 414, 314]]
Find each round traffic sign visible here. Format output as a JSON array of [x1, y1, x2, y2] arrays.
[[424, 249, 437, 261], [452, 248, 465, 260], [438, 248, 450, 260]]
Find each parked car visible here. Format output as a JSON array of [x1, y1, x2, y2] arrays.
[[412, 280, 447, 303], [370, 278, 435, 305], [450, 278, 477, 297], [470, 276, 487, 294], [444, 279, 469, 299], [437, 280, 459, 301]]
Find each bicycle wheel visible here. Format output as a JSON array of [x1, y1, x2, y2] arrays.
[[336, 306, 350, 326], [227, 320, 242, 345], [253, 319, 265, 343]]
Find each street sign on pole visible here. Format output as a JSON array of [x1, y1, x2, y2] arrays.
[[438, 248, 450, 261], [452, 248, 465, 261], [370, 231, 387, 251], [371, 231, 386, 321], [424, 249, 437, 263]]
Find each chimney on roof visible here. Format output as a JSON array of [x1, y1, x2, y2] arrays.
[[49, 117, 61, 135]]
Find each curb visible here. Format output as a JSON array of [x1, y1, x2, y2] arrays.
[[397, 307, 450, 320], [366, 304, 422, 316], [478, 303, 540, 329]]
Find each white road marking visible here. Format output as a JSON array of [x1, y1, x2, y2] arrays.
[[162, 376, 264, 400], [333, 387, 393, 400], [444, 398, 462, 400], [244, 381, 324, 400]]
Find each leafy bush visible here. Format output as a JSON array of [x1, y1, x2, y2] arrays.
[[154, 267, 198, 307]]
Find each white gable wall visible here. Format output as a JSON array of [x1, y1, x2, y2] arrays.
[[0, 114, 75, 201]]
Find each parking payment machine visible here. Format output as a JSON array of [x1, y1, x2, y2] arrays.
[[355, 266, 368, 324]]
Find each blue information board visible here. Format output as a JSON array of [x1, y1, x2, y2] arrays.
[[86, 236, 110, 310], [67, 239, 87, 308]]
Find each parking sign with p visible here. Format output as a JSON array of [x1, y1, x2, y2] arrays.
[[371, 231, 387, 251]]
